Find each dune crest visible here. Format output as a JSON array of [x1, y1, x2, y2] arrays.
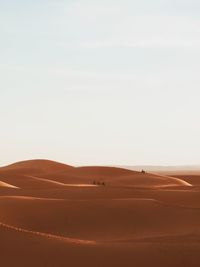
[[1, 159, 74, 174]]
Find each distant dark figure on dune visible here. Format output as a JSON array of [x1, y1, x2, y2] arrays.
[[141, 170, 146, 174], [92, 181, 105, 186]]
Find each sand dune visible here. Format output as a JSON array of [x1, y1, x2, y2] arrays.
[[1, 159, 73, 175], [0, 159, 190, 189], [0, 159, 200, 266]]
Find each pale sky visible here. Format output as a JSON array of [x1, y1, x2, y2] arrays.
[[1, 0, 200, 166]]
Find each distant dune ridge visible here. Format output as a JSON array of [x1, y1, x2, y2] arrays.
[[0, 159, 200, 267], [2, 159, 73, 173], [0, 159, 192, 189], [122, 165, 200, 174]]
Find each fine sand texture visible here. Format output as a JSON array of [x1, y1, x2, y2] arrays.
[[0, 159, 200, 267]]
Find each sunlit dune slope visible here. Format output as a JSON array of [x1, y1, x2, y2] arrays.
[[172, 174, 200, 186], [0, 171, 68, 189], [0, 181, 19, 189]]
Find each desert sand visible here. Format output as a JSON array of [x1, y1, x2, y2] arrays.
[[0, 159, 200, 266]]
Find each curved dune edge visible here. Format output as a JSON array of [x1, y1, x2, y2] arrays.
[[150, 173, 193, 187], [1, 159, 74, 171], [0, 181, 19, 189], [168, 176, 193, 187], [0, 222, 96, 246], [26, 175, 98, 187]]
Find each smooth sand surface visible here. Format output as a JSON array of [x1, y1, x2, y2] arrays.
[[0, 159, 200, 266]]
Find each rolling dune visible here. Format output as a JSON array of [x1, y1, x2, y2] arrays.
[[0, 159, 191, 189], [0, 159, 200, 266]]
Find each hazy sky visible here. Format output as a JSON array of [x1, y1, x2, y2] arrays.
[[1, 0, 200, 166]]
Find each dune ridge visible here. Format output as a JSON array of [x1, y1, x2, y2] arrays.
[[0, 159, 191, 189]]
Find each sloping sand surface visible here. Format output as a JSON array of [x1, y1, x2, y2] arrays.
[[1, 222, 200, 267], [1, 196, 200, 241], [0, 159, 200, 266]]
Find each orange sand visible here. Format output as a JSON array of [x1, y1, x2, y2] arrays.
[[0, 159, 200, 267]]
